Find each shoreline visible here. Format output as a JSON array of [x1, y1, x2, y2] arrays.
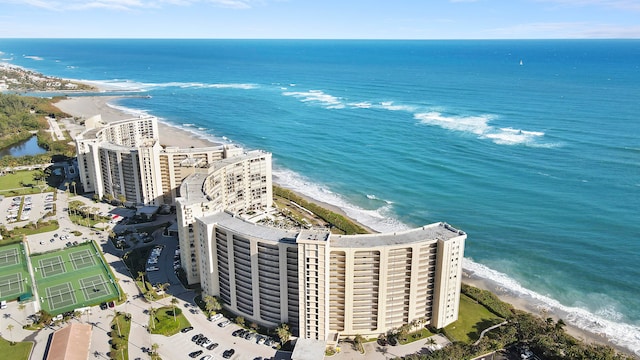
[[52, 94, 637, 358]]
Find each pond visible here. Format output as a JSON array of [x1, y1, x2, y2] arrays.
[[0, 135, 48, 158]]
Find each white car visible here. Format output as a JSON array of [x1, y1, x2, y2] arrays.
[[208, 313, 223, 322]]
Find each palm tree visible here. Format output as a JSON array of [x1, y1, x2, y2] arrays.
[[107, 310, 122, 338], [149, 307, 156, 330], [6, 324, 14, 344], [70, 181, 77, 195], [151, 343, 159, 359], [203, 295, 221, 316], [276, 323, 291, 345], [170, 297, 179, 322], [235, 315, 245, 327], [18, 303, 26, 322], [353, 334, 364, 353], [156, 282, 169, 296]]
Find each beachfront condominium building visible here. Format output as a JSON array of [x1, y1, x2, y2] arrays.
[[75, 116, 246, 205], [76, 115, 466, 342], [177, 161, 466, 340]]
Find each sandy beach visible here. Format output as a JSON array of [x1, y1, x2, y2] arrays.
[[53, 94, 633, 358], [54, 96, 218, 148]]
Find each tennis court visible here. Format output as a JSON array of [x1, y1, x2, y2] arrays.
[[0, 247, 20, 268], [37, 256, 66, 277], [0, 243, 32, 302], [79, 274, 111, 301], [44, 282, 76, 311], [0, 273, 24, 298], [69, 249, 97, 270], [31, 241, 119, 314]]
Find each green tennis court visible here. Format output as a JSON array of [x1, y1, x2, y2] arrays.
[[44, 282, 76, 311], [31, 241, 119, 314], [69, 249, 97, 270], [0, 243, 32, 302], [37, 256, 66, 278], [0, 247, 20, 268], [0, 273, 24, 298]]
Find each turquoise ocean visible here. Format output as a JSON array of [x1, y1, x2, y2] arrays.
[[1, 39, 639, 353]]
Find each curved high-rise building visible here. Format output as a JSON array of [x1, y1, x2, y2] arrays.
[[76, 116, 245, 205], [75, 115, 466, 344], [190, 211, 465, 340]]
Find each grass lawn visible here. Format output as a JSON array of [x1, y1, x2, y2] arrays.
[[0, 170, 52, 195], [399, 327, 436, 345], [444, 294, 505, 343], [10, 220, 59, 237], [0, 336, 33, 360], [109, 312, 131, 360], [149, 306, 191, 336]]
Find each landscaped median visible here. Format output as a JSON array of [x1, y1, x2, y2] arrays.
[[148, 306, 191, 336], [108, 311, 131, 360]]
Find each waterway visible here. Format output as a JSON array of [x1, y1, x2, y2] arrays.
[[0, 135, 47, 158]]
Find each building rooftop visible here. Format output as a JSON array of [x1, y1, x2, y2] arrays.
[[46, 323, 92, 360], [200, 211, 299, 243], [330, 222, 465, 248]]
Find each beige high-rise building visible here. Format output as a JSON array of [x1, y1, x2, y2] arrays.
[[76, 116, 246, 205], [76, 115, 467, 343], [188, 211, 465, 340]]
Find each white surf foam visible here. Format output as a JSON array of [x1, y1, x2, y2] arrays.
[[272, 167, 406, 233], [282, 89, 345, 109], [23, 55, 44, 61], [72, 79, 257, 92], [463, 258, 640, 355], [414, 111, 553, 147], [379, 101, 417, 112]]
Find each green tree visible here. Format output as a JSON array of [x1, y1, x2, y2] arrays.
[[353, 334, 364, 353], [276, 323, 291, 345], [149, 307, 156, 330], [203, 295, 222, 316], [235, 315, 245, 327], [170, 297, 179, 322], [151, 343, 160, 359], [6, 324, 14, 345]]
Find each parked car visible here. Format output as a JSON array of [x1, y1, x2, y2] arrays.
[[208, 313, 223, 322], [206, 343, 218, 350], [218, 320, 231, 327], [189, 350, 203, 358], [222, 349, 235, 359]]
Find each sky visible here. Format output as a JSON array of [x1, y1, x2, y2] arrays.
[[0, 0, 639, 39]]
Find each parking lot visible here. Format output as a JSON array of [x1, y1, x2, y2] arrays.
[[153, 312, 285, 360], [0, 192, 55, 225]]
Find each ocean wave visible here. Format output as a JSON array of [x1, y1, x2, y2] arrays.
[[278, 85, 552, 147], [271, 167, 406, 233], [463, 259, 640, 355], [72, 79, 257, 92], [366, 193, 393, 204], [379, 101, 417, 112], [282, 89, 345, 109], [23, 55, 44, 61], [414, 111, 554, 147]]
